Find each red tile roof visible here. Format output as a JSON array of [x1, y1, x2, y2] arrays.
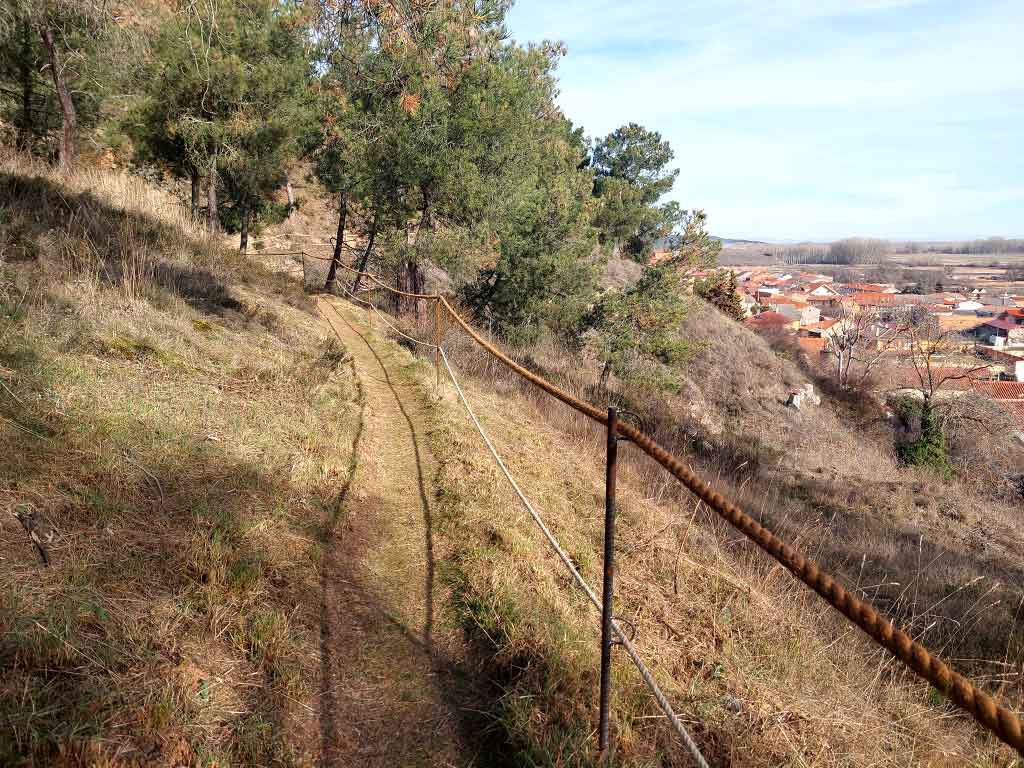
[[884, 366, 993, 391], [846, 282, 894, 292], [803, 320, 838, 331], [797, 337, 826, 355], [937, 315, 987, 332], [852, 292, 898, 306], [971, 381, 1024, 399], [985, 318, 1018, 331], [746, 311, 794, 327]]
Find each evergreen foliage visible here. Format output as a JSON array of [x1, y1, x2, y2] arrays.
[[2, 0, 723, 369], [129, 0, 310, 247], [589, 265, 696, 392], [694, 269, 745, 321], [897, 401, 952, 475], [0, 1, 121, 169], [591, 122, 683, 260]]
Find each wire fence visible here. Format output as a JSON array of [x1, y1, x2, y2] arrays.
[[287, 248, 1024, 759]]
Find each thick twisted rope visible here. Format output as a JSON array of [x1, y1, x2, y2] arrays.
[[324, 267, 1024, 754], [435, 296, 1024, 754], [438, 347, 708, 767], [331, 258, 436, 298]]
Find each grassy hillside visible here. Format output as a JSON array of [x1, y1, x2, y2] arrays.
[[674, 306, 1024, 677], [0, 154, 360, 765]]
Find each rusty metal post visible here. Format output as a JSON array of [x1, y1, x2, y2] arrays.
[[434, 298, 442, 392], [599, 406, 619, 756]]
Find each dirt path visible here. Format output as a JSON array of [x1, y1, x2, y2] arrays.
[[315, 296, 481, 767]]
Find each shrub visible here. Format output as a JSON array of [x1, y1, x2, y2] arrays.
[[896, 403, 951, 475]]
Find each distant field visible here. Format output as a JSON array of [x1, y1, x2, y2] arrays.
[[718, 242, 1024, 292], [720, 242, 1024, 266], [718, 243, 785, 266]]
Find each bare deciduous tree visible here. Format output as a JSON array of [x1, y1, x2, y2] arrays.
[[827, 304, 908, 390], [894, 319, 993, 469], [902, 320, 991, 411]]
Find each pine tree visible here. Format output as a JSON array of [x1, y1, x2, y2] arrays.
[[695, 269, 745, 321], [130, 0, 310, 247], [591, 123, 683, 260], [590, 265, 696, 392], [1, 1, 117, 170]]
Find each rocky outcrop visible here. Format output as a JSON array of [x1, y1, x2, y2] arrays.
[[786, 383, 820, 410]]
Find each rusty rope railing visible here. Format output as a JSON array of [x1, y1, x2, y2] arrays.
[[436, 290, 1024, 754], [435, 344, 709, 767], [299, 253, 1024, 754]]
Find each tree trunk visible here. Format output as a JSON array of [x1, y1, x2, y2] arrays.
[[190, 170, 200, 221], [397, 197, 429, 317], [38, 23, 77, 172], [239, 206, 250, 253], [351, 212, 378, 294], [17, 21, 34, 152], [396, 257, 425, 316], [324, 191, 347, 292], [207, 168, 220, 233], [285, 173, 296, 219]]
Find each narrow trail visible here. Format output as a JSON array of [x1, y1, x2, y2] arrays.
[[315, 296, 481, 767]]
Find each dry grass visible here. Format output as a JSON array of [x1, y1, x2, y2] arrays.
[[0, 153, 360, 765], [373, 297, 1023, 765]]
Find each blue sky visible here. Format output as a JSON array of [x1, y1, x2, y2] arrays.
[[505, 0, 1024, 241]]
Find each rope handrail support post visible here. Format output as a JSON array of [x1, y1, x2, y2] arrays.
[[437, 347, 708, 767], [599, 406, 619, 757], [326, 263, 1024, 757]]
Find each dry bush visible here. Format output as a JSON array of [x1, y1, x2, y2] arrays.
[[601, 255, 644, 289], [944, 393, 1024, 497], [0, 150, 311, 315]]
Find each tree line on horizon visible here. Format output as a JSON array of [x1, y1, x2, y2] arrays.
[[774, 236, 1024, 267], [0, 0, 726, 391]]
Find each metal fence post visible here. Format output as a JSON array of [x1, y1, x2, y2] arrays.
[[599, 406, 619, 756]]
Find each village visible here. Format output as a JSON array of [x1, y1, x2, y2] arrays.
[[691, 265, 1024, 439]]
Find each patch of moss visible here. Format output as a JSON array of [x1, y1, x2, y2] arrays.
[[96, 334, 167, 362]]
